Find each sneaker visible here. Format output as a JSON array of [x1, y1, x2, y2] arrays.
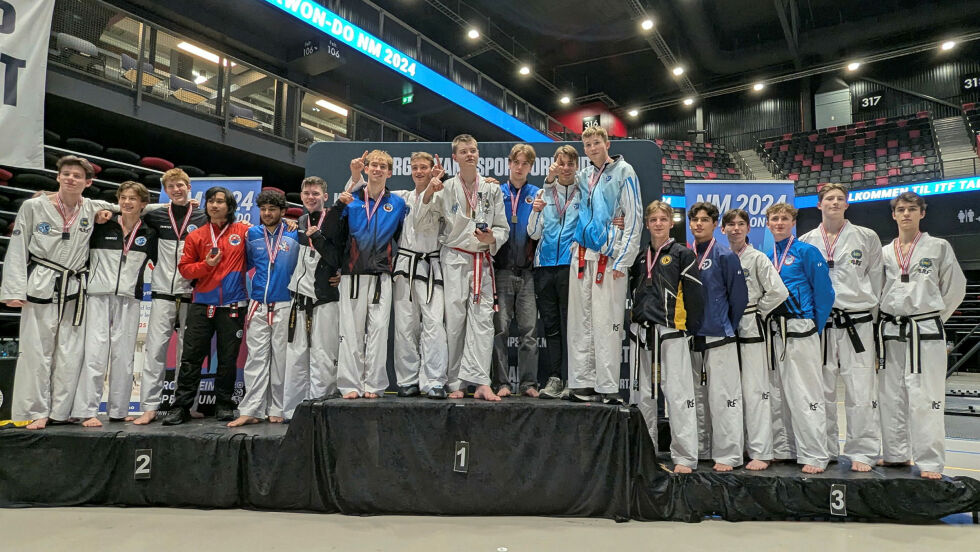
[[602, 393, 625, 406], [426, 386, 448, 400], [539, 377, 563, 399], [559, 387, 573, 400], [397, 385, 421, 397], [569, 388, 600, 402]]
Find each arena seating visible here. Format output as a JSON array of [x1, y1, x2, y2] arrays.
[[757, 112, 942, 195], [964, 102, 980, 150], [656, 139, 742, 195]]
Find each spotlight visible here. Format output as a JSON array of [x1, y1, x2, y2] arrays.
[[672, 66, 685, 76], [846, 61, 861, 71], [753, 82, 765, 91], [941, 40, 956, 51], [683, 97, 694, 106], [628, 109, 639, 117], [518, 65, 531, 76], [559, 95, 571, 105], [641, 19, 654, 31], [467, 28, 480, 40]]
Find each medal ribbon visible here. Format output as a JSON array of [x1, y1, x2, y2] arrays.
[[773, 236, 795, 273], [894, 232, 922, 281], [820, 221, 847, 266], [646, 238, 675, 279]]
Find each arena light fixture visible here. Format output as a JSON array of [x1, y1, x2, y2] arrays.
[[672, 66, 685, 76], [753, 82, 765, 91], [941, 40, 956, 51], [640, 18, 654, 31], [628, 109, 639, 117], [467, 28, 480, 40], [559, 95, 571, 105], [683, 97, 695, 106], [315, 99, 349, 117], [846, 61, 861, 71], [177, 42, 235, 66], [518, 65, 531, 76]]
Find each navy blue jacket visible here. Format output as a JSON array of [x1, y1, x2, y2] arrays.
[[692, 240, 748, 338], [495, 181, 540, 271]]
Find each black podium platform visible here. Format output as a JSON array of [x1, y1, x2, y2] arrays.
[[1, 397, 978, 523]]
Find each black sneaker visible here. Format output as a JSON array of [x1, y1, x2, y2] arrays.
[[539, 377, 563, 399], [397, 385, 421, 397], [215, 408, 236, 422], [569, 388, 600, 402], [426, 386, 448, 400], [162, 409, 190, 426], [602, 393, 625, 406]]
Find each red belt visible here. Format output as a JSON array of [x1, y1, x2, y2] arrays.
[[452, 247, 498, 311], [246, 299, 276, 327], [577, 246, 608, 284]]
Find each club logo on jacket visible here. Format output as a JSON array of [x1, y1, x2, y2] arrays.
[[12, 229, 20, 236], [700, 259, 713, 270], [524, 196, 534, 204], [915, 257, 934, 276], [783, 255, 796, 265], [660, 255, 672, 265], [135, 237, 147, 246], [848, 249, 863, 266], [451, 203, 459, 214], [229, 234, 242, 246], [187, 224, 198, 233], [383, 203, 393, 212], [279, 243, 290, 252], [80, 218, 90, 228], [36, 222, 51, 235]]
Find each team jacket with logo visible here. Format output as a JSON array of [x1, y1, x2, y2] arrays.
[[528, 182, 580, 267], [87, 215, 158, 299], [573, 155, 642, 273], [768, 237, 835, 332], [0, 195, 113, 302], [494, 181, 540, 270], [417, 175, 509, 254], [629, 240, 704, 333], [246, 223, 300, 304], [799, 223, 883, 311], [287, 210, 342, 304], [737, 244, 789, 316], [325, 188, 407, 275], [142, 203, 208, 297], [879, 233, 965, 320], [692, 240, 748, 338], [178, 221, 249, 306]]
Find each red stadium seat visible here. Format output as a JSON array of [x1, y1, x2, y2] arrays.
[[851, 172, 863, 181], [909, 129, 921, 138], [141, 157, 175, 171], [843, 160, 854, 168], [912, 157, 925, 165], [900, 152, 912, 160], [864, 163, 876, 172], [876, 176, 889, 186]]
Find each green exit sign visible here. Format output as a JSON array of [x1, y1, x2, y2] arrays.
[[401, 94, 414, 105]]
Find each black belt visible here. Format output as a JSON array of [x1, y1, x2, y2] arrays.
[[348, 273, 383, 304], [395, 248, 440, 303], [822, 308, 874, 365], [150, 292, 192, 329], [692, 335, 737, 386], [737, 305, 766, 344], [288, 294, 317, 345], [28, 256, 88, 326], [630, 323, 687, 398], [875, 311, 944, 374], [769, 315, 818, 364]]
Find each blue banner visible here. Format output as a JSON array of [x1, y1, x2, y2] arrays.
[[159, 177, 262, 225], [683, 180, 796, 250]]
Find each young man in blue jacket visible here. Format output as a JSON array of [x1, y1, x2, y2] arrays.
[[688, 202, 749, 471], [229, 190, 300, 427], [765, 202, 835, 473]]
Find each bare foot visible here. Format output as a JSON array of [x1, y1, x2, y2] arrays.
[[448, 389, 465, 399], [801, 464, 825, 474], [342, 391, 359, 399], [745, 459, 770, 471], [123, 416, 136, 422], [524, 388, 540, 398], [81, 417, 103, 428], [25, 417, 48, 430], [473, 385, 501, 402], [920, 470, 942, 480], [189, 410, 205, 419], [268, 416, 284, 424], [132, 411, 157, 425], [363, 392, 379, 399], [851, 460, 872, 472], [673, 464, 693, 474], [227, 415, 260, 427], [497, 387, 512, 398], [713, 462, 734, 472]]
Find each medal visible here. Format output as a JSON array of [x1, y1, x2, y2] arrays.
[[894, 232, 922, 283], [507, 184, 521, 226], [54, 193, 81, 241], [819, 221, 846, 269]]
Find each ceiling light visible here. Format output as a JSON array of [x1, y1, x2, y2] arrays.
[[518, 65, 531, 75], [177, 42, 235, 66], [315, 99, 349, 117], [941, 40, 956, 51], [753, 82, 765, 91], [846, 61, 861, 71], [628, 109, 639, 117], [559, 95, 571, 105], [672, 66, 685, 76], [640, 19, 654, 31], [194, 75, 208, 84], [683, 97, 694, 106], [467, 28, 480, 40]]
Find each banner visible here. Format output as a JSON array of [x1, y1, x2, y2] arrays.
[[160, 177, 263, 224], [683, 180, 796, 250], [0, 0, 55, 169]]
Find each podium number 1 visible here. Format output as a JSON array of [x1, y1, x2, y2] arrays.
[[454, 441, 470, 473]]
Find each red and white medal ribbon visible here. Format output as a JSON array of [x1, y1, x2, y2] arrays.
[[696, 238, 716, 270], [507, 184, 521, 224], [819, 221, 847, 267], [264, 222, 286, 265], [588, 163, 608, 196], [119, 218, 143, 261], [773, 236, 795, 274], [168, 202, 194, 239], [551, 185, 577, 218], [646, 238, 675, 279], [462, 177, 480, 217], [54, 193, 81, 238], [894, 232, 922, 282], [734, 243, 749, 257], [209, 222, 229, 251], [363, 188, 384, 224]]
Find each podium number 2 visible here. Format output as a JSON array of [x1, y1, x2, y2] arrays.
[[454, 441, 470, 473], [134, 449, 152, 480]]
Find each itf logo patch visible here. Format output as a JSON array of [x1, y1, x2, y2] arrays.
[[228, 234, 242, 246], [36, 222, 51, 235], [135, 237, 147, 246]]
